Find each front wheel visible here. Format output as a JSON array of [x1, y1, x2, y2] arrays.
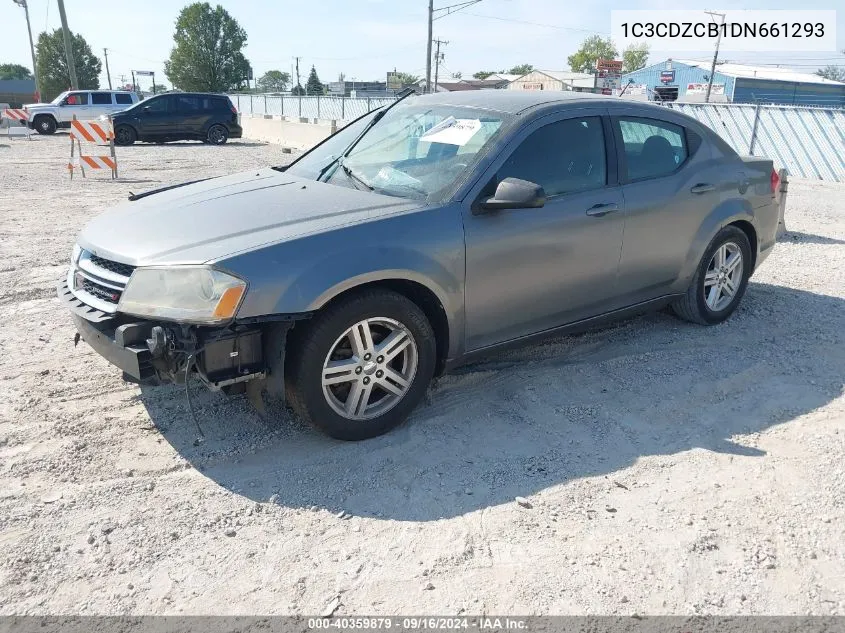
[[285, 290, 437, 440], [206, 124, 229, 145], [114, 125, 137, 146], [33, 115, 56, 135], [671, 225, 752, 325]]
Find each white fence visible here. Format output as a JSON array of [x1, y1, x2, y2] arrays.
[[228, 93, 395, 121], [665, 103, 845, 182], [228, 93, 845, 182]]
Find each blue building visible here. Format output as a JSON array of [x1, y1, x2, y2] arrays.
[[621, 59, 845, 107]]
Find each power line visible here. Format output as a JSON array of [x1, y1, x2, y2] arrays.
[[461, 12, 607, 34]]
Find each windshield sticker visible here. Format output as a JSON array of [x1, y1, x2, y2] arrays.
[[420, 117, 482, 146]]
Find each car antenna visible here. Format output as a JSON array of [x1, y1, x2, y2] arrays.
[[316, 87, 417, 183]]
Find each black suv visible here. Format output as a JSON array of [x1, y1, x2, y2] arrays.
[[111, 92, 243, 145]]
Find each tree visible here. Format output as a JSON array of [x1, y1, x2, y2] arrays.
[[164, 2, 249, 93], [291, 84, 305, 96], [568, 35, 618, 73], [393, 72, 420, 86], [149, 83, 169, 93], [305, 65, 324, 95], [473, 70, 494, 79], [508, 64, 534, 75], [451, 71, 462, 79], [816, 65, 845, 82], [35, 29, 101, 101], [257, 70, 291, 92], [622, 43, 649, 73], [0, 63, 33, 80]]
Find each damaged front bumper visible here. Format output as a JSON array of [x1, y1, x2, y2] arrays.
[[58, 276, 289, 391]]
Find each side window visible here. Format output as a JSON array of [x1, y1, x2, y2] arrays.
[[617, 117, 688, 181], [91, 92, 112, 105], [177, 96, 201, 112], [144, 96, 170, 113], [65, 92, 88, 106], [497, 117, 606, 197], [115, 93, 133, 105]]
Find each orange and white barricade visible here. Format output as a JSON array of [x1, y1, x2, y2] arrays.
[[68, 116, 117, 179], [1, 108, 31, 139]]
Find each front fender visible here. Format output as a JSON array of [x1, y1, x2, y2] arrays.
[[676, 197, 754, 290], [221, 205, 466, 358]]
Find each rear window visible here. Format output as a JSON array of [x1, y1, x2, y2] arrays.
[[213, 97, 230, 110], [115, 93, 133, 105], [91, 92, 112, 105]]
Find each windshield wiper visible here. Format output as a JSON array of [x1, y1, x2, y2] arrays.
[[339, 159, 373, 191], [317, 87, 417, 183]]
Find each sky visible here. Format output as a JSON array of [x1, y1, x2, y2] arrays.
[[1, 0, 842, 91]]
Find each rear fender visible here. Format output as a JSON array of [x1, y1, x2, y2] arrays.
[[676, 198, 754, 290]]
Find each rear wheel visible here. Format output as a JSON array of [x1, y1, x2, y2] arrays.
[[33, 115, 56, 135], [114, 125, 136, 146], [285, 290, 436, 440], [206, 124, 229, 145], [672, 226, 752, 325]]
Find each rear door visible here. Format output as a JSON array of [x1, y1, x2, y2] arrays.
[[175, 95, 205, 138], [611, 114, 720, 304], [113, 92, 135, 114], [89, 91, 113, 118]]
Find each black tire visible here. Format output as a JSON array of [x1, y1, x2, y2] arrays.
[[671, 225, 752, 325], [285, 289, 437, 441], [206, 124, 229, 145], [114, 125, 137, 146], [33, 115, 56, 135]]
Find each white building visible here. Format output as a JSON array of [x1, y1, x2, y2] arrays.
[[507, 70, 595, 91]]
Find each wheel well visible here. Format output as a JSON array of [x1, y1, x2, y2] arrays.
[[33, 113, 55, 122], [319, 280, 450, 376], [728, 220, 757, 269]]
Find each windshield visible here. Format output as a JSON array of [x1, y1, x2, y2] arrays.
[[286, 101, 509, 201]]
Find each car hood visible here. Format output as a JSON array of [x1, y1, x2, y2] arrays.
[[78, 168, 423, 266], [23, 103, 51, 109]]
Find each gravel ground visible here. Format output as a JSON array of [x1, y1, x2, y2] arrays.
[[0, 133, 843, 616]]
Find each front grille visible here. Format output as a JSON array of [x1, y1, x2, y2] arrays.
[[88, 254, 135, 278], [80, 277, 122, 304]]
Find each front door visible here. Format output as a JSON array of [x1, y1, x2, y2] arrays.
[[59, 91, 90, 123], [463, 111, 626, 351], [138, 95, 177, 138]]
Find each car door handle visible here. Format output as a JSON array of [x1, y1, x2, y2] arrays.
[[585, 203, 619, 217], [690, 183, 715, 194]]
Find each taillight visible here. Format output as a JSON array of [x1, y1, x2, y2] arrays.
[[230, 104, 238, 115], [771, 169, 780, 196]]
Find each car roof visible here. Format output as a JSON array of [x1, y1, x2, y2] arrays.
[[410, 89, 615, 114]]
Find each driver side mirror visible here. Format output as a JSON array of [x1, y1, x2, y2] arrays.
[[477, 177, 546, 213]]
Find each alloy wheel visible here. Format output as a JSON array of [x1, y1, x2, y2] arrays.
[[321, 317, 418, 420], [703, 241, 743, 311]]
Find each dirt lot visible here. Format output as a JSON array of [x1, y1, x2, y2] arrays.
[[0, 133, 843, 616]]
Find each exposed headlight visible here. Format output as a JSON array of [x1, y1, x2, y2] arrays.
[[71, 243, 81, 265], [118, 266, 247, 324]]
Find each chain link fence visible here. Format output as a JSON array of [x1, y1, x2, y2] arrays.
[[665, 102, 845, 182]]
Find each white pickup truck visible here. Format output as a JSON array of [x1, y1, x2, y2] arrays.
[[24, 90, 140, 135]]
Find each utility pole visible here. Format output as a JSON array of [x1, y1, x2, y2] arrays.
[[705, 10, 726, 103], [12, 0, 41, 101], [425, 0, 433, 93], [56, 0, 79, 89], [103, 48, 113, 89], [433, 39, 448, 92], [131, 70, 136, 93], [294, 56, 302, 92]]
